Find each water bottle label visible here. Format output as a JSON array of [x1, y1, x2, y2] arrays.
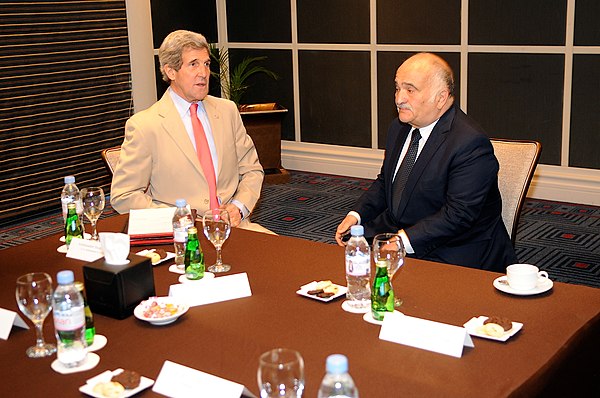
[[174, 230, 188, 242], [346, 255, 370, 276], [53, 308, 85, 331]]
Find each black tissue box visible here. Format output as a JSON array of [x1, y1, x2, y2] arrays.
[[83, 253, 155, 319]]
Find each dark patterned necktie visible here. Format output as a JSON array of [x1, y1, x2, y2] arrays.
[[392, 129, 422, 206]]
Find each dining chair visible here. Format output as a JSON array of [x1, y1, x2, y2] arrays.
[[101, 146, 121, 176], [491, 138, 542, 245]]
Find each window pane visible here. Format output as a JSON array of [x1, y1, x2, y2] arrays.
[[469, 0, 566, 45], [574, 0, 600, 46], [227, 0, 291, 43], [570, 55, 600, 169], [377, 0, 460, 45], [298, 0, 369, 44], [467, 53, 564, 165], [299, 51, 371, 147], [151, 0, 218, 47]]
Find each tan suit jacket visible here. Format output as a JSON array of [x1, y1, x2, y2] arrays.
[[110, 92, 264, 223]]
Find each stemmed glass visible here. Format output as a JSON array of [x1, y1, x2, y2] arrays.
[[81, 187, 105, 240], [202, 209, 231, 273], [258, 348, 305, 398], [373, 233, 406, 308], [15, 273, 56, 358]]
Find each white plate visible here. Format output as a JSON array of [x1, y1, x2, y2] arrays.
[[178, 272, 215, 283], [135, 249, 175, 266], [463, 316, 523, 342], [363, 310, 403, 325], [169, 264, 185, 274], [493, 275, 553, 296], [133, 297, 189, 326], [296, 281, 348, 302], [79, 368, 154, 398]]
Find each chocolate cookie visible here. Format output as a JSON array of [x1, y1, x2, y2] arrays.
[[155, 248, 167, 259], [484, 316, 512, 331], [111, 369, 141, 389]]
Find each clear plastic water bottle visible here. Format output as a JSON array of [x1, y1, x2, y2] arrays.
[[172, 198, 194, 269], [52, 270, 87, 367], [317, 354, 359, 398], [345, 225, 371, 309], [61, 175, 83, 223]]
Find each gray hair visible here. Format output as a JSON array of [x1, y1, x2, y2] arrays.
[[158, 30, 209, 82]]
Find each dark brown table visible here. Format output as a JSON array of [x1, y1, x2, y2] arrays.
[[1, 215, 599, 397]]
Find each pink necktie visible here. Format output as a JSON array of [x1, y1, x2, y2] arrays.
[[190, 103, 218, 211]]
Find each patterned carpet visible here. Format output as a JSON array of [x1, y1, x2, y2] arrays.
[[1, 170, 599, 289]]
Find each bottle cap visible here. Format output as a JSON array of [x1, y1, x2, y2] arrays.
[[325, 354, 348, 374], [64, 175, 75, 184], [188, 226, 197, 234], [67, 202, 77, 209], [350, 225, 364, 236], [175, 199, 187, 207], [57, 270, 75, 285]]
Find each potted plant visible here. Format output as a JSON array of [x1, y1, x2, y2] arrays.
[[209, 44, 289, 183]]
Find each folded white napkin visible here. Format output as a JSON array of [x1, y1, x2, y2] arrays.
[[99, 232, 130, 265]]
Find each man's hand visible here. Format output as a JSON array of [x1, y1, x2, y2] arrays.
[[221, 203, 243, 227], [335, 215, 359, 246]]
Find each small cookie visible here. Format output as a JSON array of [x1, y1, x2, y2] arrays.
[[155, 248, 167, 259], [145, 252, 161, 264], [477, 323, 505, 337], [307, 289, 323, 295], [315, 280, 333, 290], [93, 381, 125, 398], [484, 316, 512, 331], [111, 369, 141, 389]]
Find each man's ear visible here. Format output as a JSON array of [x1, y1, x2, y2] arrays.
[[164, 64, 176, 81], [436, 89, 450, 110]]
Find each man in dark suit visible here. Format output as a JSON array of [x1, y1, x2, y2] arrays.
[[335, 53, 517, 272]]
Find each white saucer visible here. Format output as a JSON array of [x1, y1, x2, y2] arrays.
[[87, 334, 107, 352], [60, 233, 91, 242], [169, 264, 185, 274], [57, 244, 68, 253], [493, 275, 553, 296], [51, 352, 100, 374], [178, 272, 215, 283], [341, 300, 370, 314], [363, 310, 403, 325]]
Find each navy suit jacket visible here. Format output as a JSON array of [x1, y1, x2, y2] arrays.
[[356, 105, 517, 272]]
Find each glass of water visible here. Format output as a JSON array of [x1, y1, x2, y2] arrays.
[[258, 348, 304, 397]]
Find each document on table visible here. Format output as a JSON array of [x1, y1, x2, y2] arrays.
[[152, 360, 256, 397], [127, 207, 176, 237], [379, 312, 474, 358], [169, 273, 252, 307]]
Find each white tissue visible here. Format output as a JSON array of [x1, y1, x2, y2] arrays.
[[99, 232, 130, 265]]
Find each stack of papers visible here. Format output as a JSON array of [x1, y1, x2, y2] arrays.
[[128, 208, 176, 245]]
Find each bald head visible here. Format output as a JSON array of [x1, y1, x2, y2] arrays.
[[394, 53, 455, 128]]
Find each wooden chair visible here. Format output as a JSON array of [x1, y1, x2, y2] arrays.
[[101, 146, 121, 176], [490, 138, 542, 245]]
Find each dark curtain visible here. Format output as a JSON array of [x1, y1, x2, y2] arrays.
[[0, 0, 132, 224]]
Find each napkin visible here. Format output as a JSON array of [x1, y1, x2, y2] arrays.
[[99, 232, 130, 265]]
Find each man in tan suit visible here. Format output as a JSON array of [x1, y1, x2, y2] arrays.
[[111, 30, 267, 231]]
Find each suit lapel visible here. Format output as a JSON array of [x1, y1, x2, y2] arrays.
[[394, 106, 456, 218], [157, 92, 201, 173]]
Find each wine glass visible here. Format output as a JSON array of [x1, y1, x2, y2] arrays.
[[258, 348, 305, 398], [373, 233, 406, 308], [81, 187, 105, 240], [202, 209, 231, 273], [15, 273, 56, 358]]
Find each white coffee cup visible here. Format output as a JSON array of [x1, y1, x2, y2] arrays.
[[506, 263, 549, 290]]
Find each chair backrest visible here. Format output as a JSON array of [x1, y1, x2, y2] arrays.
[[490, 138, 542, 245], [101, 146, 121, 176]]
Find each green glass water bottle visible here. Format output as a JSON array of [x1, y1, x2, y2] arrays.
[[371, 259, 394, 321], [184, 227, 204, 280], [75, 281, 95, 346], [64, 202, 83, 247]]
